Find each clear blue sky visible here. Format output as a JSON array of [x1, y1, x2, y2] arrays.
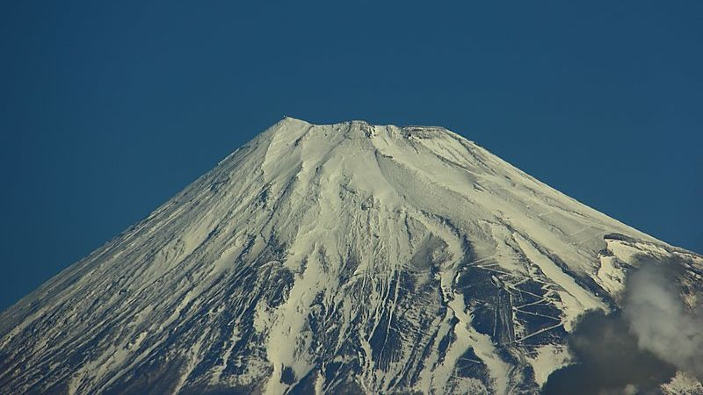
[[1, 1, 701, 310]]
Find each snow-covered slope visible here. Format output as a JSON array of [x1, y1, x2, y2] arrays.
[[1, 118, 701, 394]]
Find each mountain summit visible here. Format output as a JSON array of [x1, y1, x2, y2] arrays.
[[1, 118, 701, 394]]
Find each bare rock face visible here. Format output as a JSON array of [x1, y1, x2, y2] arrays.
[[1, 118, 701, 394]]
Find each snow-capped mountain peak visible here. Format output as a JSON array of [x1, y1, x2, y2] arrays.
[[1, 118, 700, 394]]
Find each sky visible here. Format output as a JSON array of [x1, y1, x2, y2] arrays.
[[0, 1, 701, 310]]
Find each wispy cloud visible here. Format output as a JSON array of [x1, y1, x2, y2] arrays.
[[544, 258, 702, 394], [624, 262, 703, 380]]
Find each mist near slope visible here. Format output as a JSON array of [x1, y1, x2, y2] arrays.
[[625, 262, 703, 379], [543, 259, 703, 394]]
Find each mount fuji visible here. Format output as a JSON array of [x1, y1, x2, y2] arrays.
[[1, 118, 701, 394]]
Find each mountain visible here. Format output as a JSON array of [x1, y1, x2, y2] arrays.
[[1, 118, 701, 394]]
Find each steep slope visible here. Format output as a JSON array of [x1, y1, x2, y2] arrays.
[[1, 118, 701, 394]]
